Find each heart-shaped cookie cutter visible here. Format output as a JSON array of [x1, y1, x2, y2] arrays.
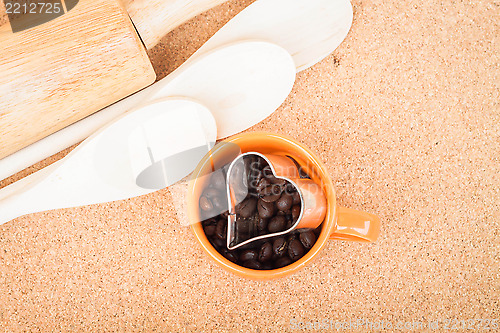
[[226, 152, 327, 250]]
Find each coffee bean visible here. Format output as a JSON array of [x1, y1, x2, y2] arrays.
[[276, 193, 292, 211], [204, 225, 216, 237], [273, 237, 288, 257], [261, 192, 281, 203], [243, 260, 262, 269], [288, 239, 305, 261], [268, 215, 286, 233], [271, 178, 287, 186], [287, 232, 298, 242], [240, 249, 258, 261], [199, 196, 213, 211], [215, 219, 227, 239], [223, 250, 238, 263], [256, 178, 271, 192], [256, 217, 268, 231], [202, 218, 217, 226], [211, 170, 226, 190], [258, 242, 273, 262], [314, 225, 322, 237], [210, 237, 225, 249], [275, 257, 292, 268], [261, 263, 273, 270], [262, 166, 273, 178], [236, 198, 257, 218], [284, 183, 297, 195], [292, 205, 301, 221], [299, 230, 316, 249], [236, 218, 251, 233], [260, 184, 282, 202], [291, 191, 301, 205], [258, 199, 276, 218]]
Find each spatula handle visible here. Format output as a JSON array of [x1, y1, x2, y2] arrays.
[[125, 0, 229, 49]]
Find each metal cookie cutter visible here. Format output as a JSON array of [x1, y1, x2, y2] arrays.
[[226, 152, 327, 250]]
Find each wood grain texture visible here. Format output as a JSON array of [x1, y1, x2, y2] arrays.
[[124, 0, 228, 49], [0, 0, 156, 159]]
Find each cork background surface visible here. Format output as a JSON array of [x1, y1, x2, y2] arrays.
[[1, 0, 499, 331]]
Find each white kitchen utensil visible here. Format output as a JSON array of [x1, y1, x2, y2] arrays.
[[0, 41, 296, 180], [191, 0, 353, 72], [0, 98, 216, 224]]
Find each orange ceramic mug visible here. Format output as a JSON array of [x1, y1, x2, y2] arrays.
[[188, 132, 380, 279]]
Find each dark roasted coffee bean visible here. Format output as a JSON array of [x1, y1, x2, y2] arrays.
[[291, 191, 301, 205], [260, 184, 282, 199], [236, 218, 251, 233], [243, 260, 262, 269], [268, 215, 286, 233], [223, 250, 238, 263], [271, 178, 287, 186], [215, 219, 227, 239], [236, 198, 257, 218], [258, 242, 273, 262], [199, 196, 213, 211], [284, 183, 297, 194], [240, 249, 258, 261], [202, 218, 217, 226], [288, 239, 305, 261], [292, 205, 301, 221], [256, 217, 268, 231], [276, 193, 292, 211], [256, 178, 271, 193], [286, 219, 293, 229], [258, 199, 276, 218], [261, 192, 281, 203], [211, 170, 226, 190], [275, 256, 292, 268], [204, 225, 216, 237], [211, 237, 225, 249], [299, 230, 316, 249], [261, 263, 273, 270], [287, 232, 298, 242], [259, 184, 283, 196], [262, 166, 273, 178], [273, 237, 288, 257], [314, 225, 322, 237]]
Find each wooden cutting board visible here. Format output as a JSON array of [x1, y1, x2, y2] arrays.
[[0, 0, 227, 160]]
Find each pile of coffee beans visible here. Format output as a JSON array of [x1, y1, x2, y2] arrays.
[[199, 154, 322, 270]]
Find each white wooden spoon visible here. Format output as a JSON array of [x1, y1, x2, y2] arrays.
[[0, 41, 295, 180], [191, 0, 353, 72], [0, 98, 216, 224]]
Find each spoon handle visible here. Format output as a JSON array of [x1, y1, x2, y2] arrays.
[[0, 165, 56, 224], [126, 0, 229, 49]]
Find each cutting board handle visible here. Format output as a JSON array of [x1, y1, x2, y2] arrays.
[[125, 0, 229, 49]]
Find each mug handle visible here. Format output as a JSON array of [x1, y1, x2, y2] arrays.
[[330, 206, 380, 242]]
